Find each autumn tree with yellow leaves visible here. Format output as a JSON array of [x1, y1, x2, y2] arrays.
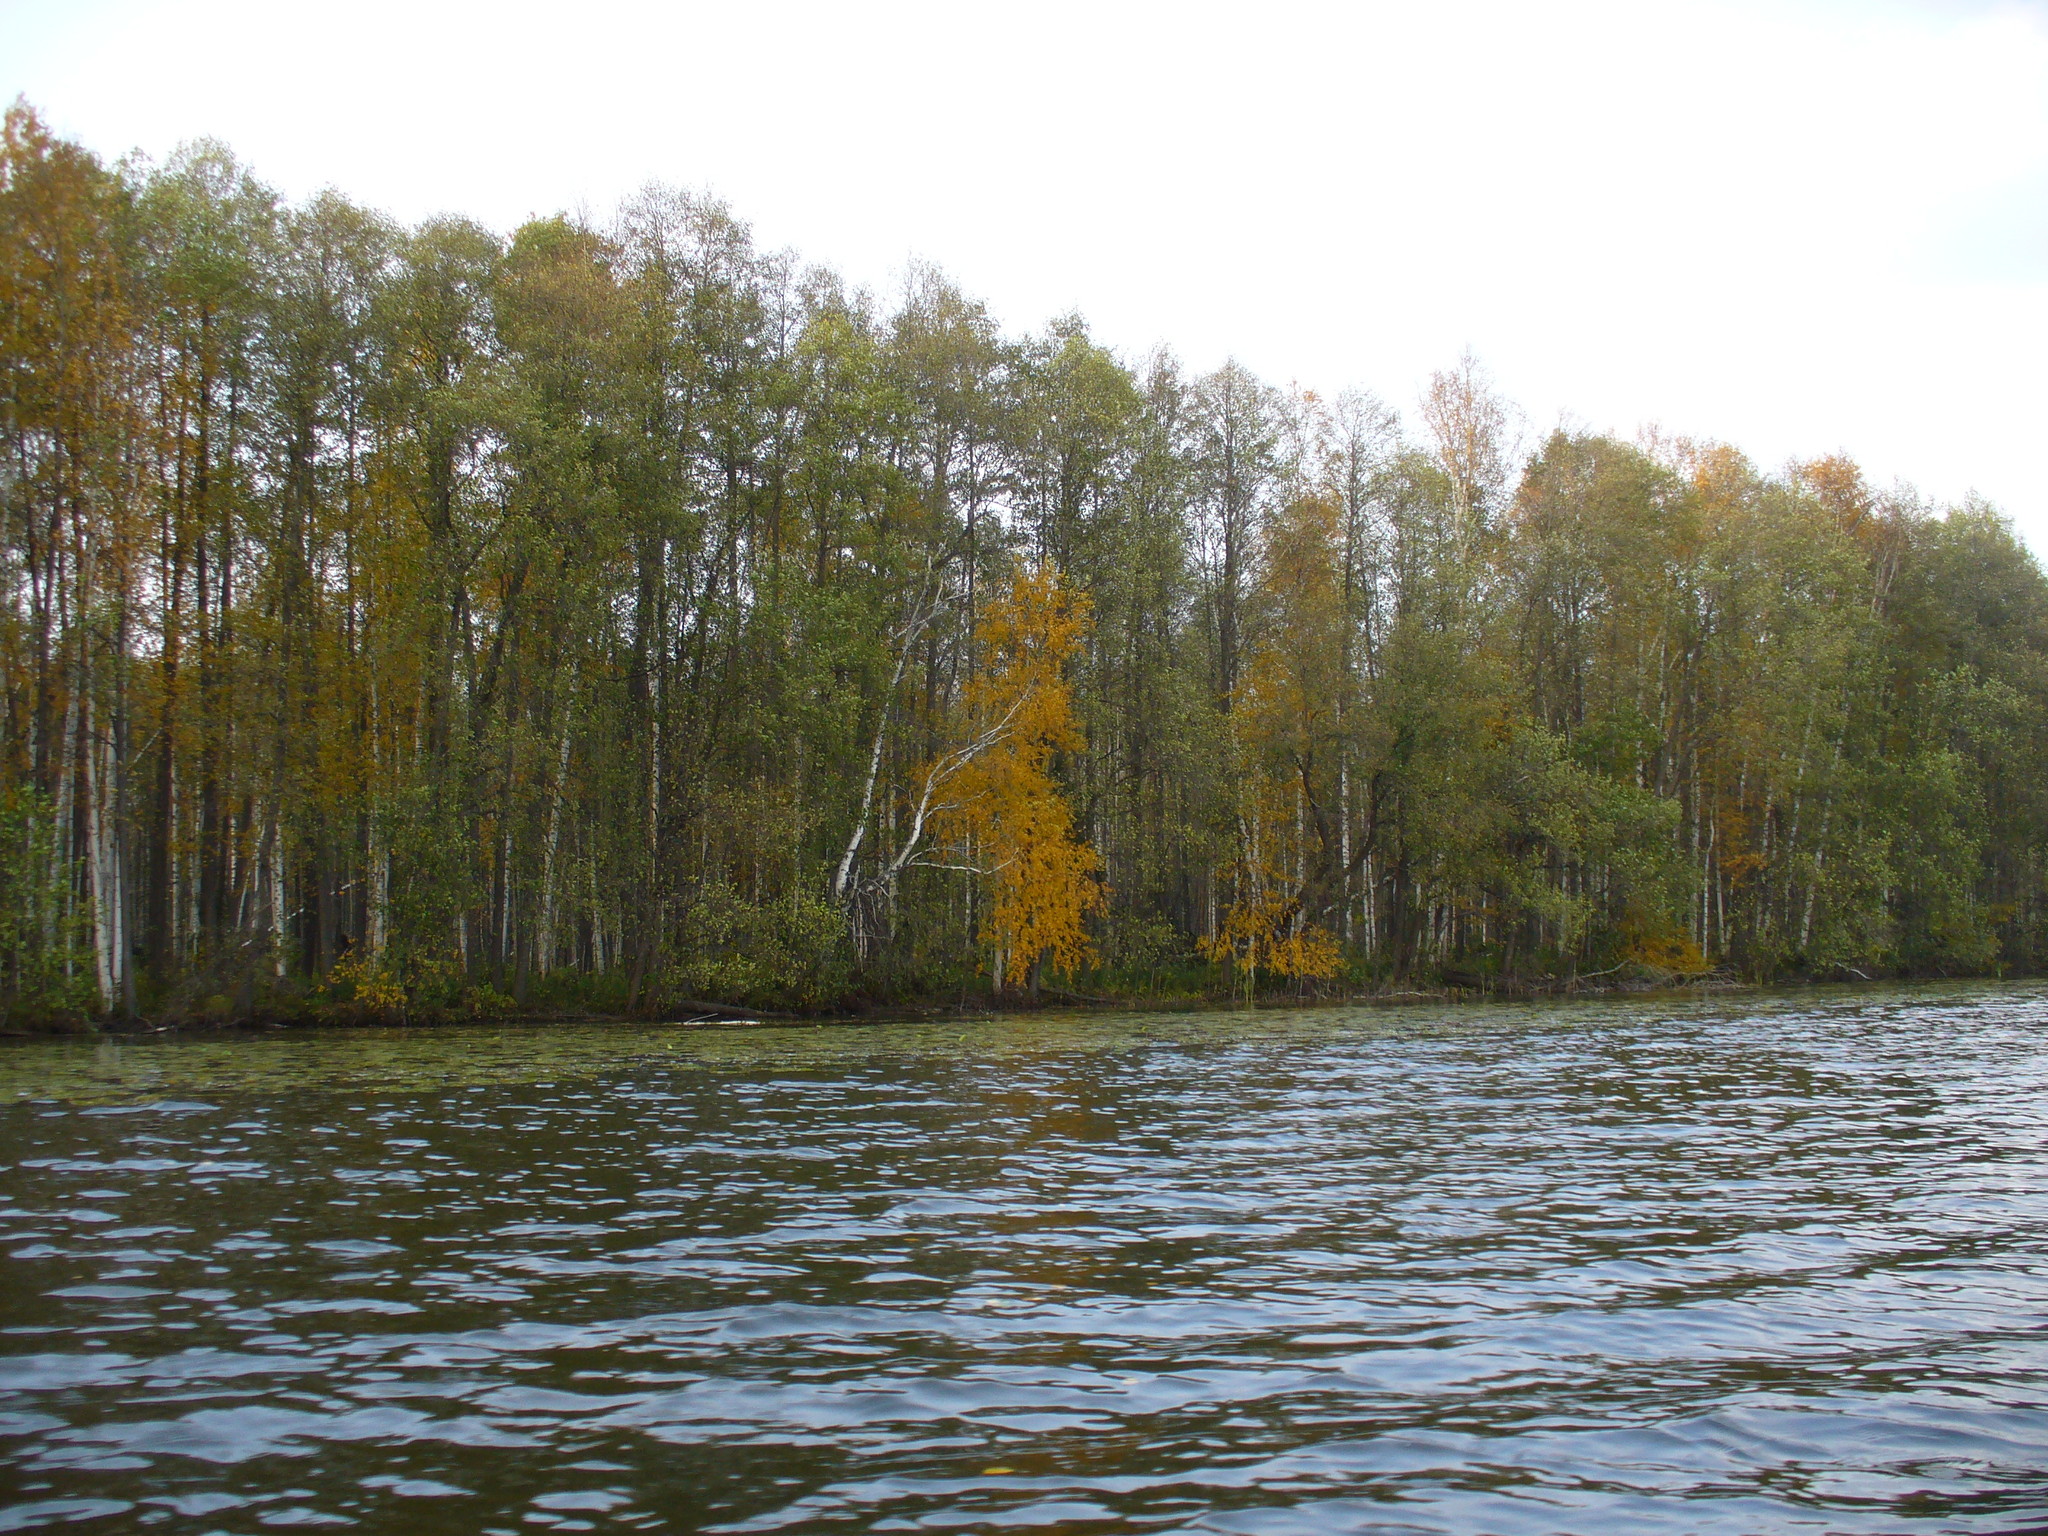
[[939, 566, 1105, 994], [1200, 492, 1348, 998]]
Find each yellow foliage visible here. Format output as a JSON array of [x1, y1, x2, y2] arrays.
[[1204, 618, 1346, 995], [325, 953, 409, 1014], [1272, 925, 1342, 981], [940, 566, 1105, 985], [1619, 926, 1708, 974], [1199, 875, 1342, 991]]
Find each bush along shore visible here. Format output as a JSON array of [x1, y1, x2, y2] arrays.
[[5, 102, 2047, 1035], [18, 958, 1768, 1036]]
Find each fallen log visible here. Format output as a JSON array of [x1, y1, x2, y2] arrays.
[[1038, 986, 1119, 1005], [666, 997, 801, 1021]]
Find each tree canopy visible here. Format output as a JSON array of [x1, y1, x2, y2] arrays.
[[5, 100, 2046, 1024]]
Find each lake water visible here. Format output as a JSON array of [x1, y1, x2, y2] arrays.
[[3, 987, 2047, 1533]]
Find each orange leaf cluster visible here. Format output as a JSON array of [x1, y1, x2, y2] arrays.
[[941, 567, 1105, 985]]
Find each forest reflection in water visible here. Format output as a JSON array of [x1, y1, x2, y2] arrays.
[[2, 985, 2047, 1533]]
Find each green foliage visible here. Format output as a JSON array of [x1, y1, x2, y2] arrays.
[[0, 788, 94, 1026], [4, 101, 2047, 1031], [665, 884, 849, 1010]]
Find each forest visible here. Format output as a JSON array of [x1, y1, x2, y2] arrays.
[[4, 99, 2046, 1027]]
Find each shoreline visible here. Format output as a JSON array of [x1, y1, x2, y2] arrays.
[[9, 968, 2030, 1042]]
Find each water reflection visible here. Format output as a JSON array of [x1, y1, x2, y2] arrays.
[[2, 986, 2046, 1532]]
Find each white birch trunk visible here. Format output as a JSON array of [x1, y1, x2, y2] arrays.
[[537, 679, 575, 975], [266, 809, 286, 979], [84, 695, 115, 1009]]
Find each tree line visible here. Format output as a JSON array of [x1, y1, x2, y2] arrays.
[[4, 101, 2045, 1025]]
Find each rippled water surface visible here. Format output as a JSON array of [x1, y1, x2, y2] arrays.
[[4, 987, 2048, 1534]]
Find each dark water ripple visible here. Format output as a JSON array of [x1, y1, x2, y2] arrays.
[[2, 987, 2047, 1533]]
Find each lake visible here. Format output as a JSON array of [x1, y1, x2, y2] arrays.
[[3, 986, 2047, 1533]]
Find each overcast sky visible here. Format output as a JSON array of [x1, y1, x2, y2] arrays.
[[7, 0, 2046, 545]]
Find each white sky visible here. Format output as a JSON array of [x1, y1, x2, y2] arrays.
[[7, 0, 2047, 545]]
